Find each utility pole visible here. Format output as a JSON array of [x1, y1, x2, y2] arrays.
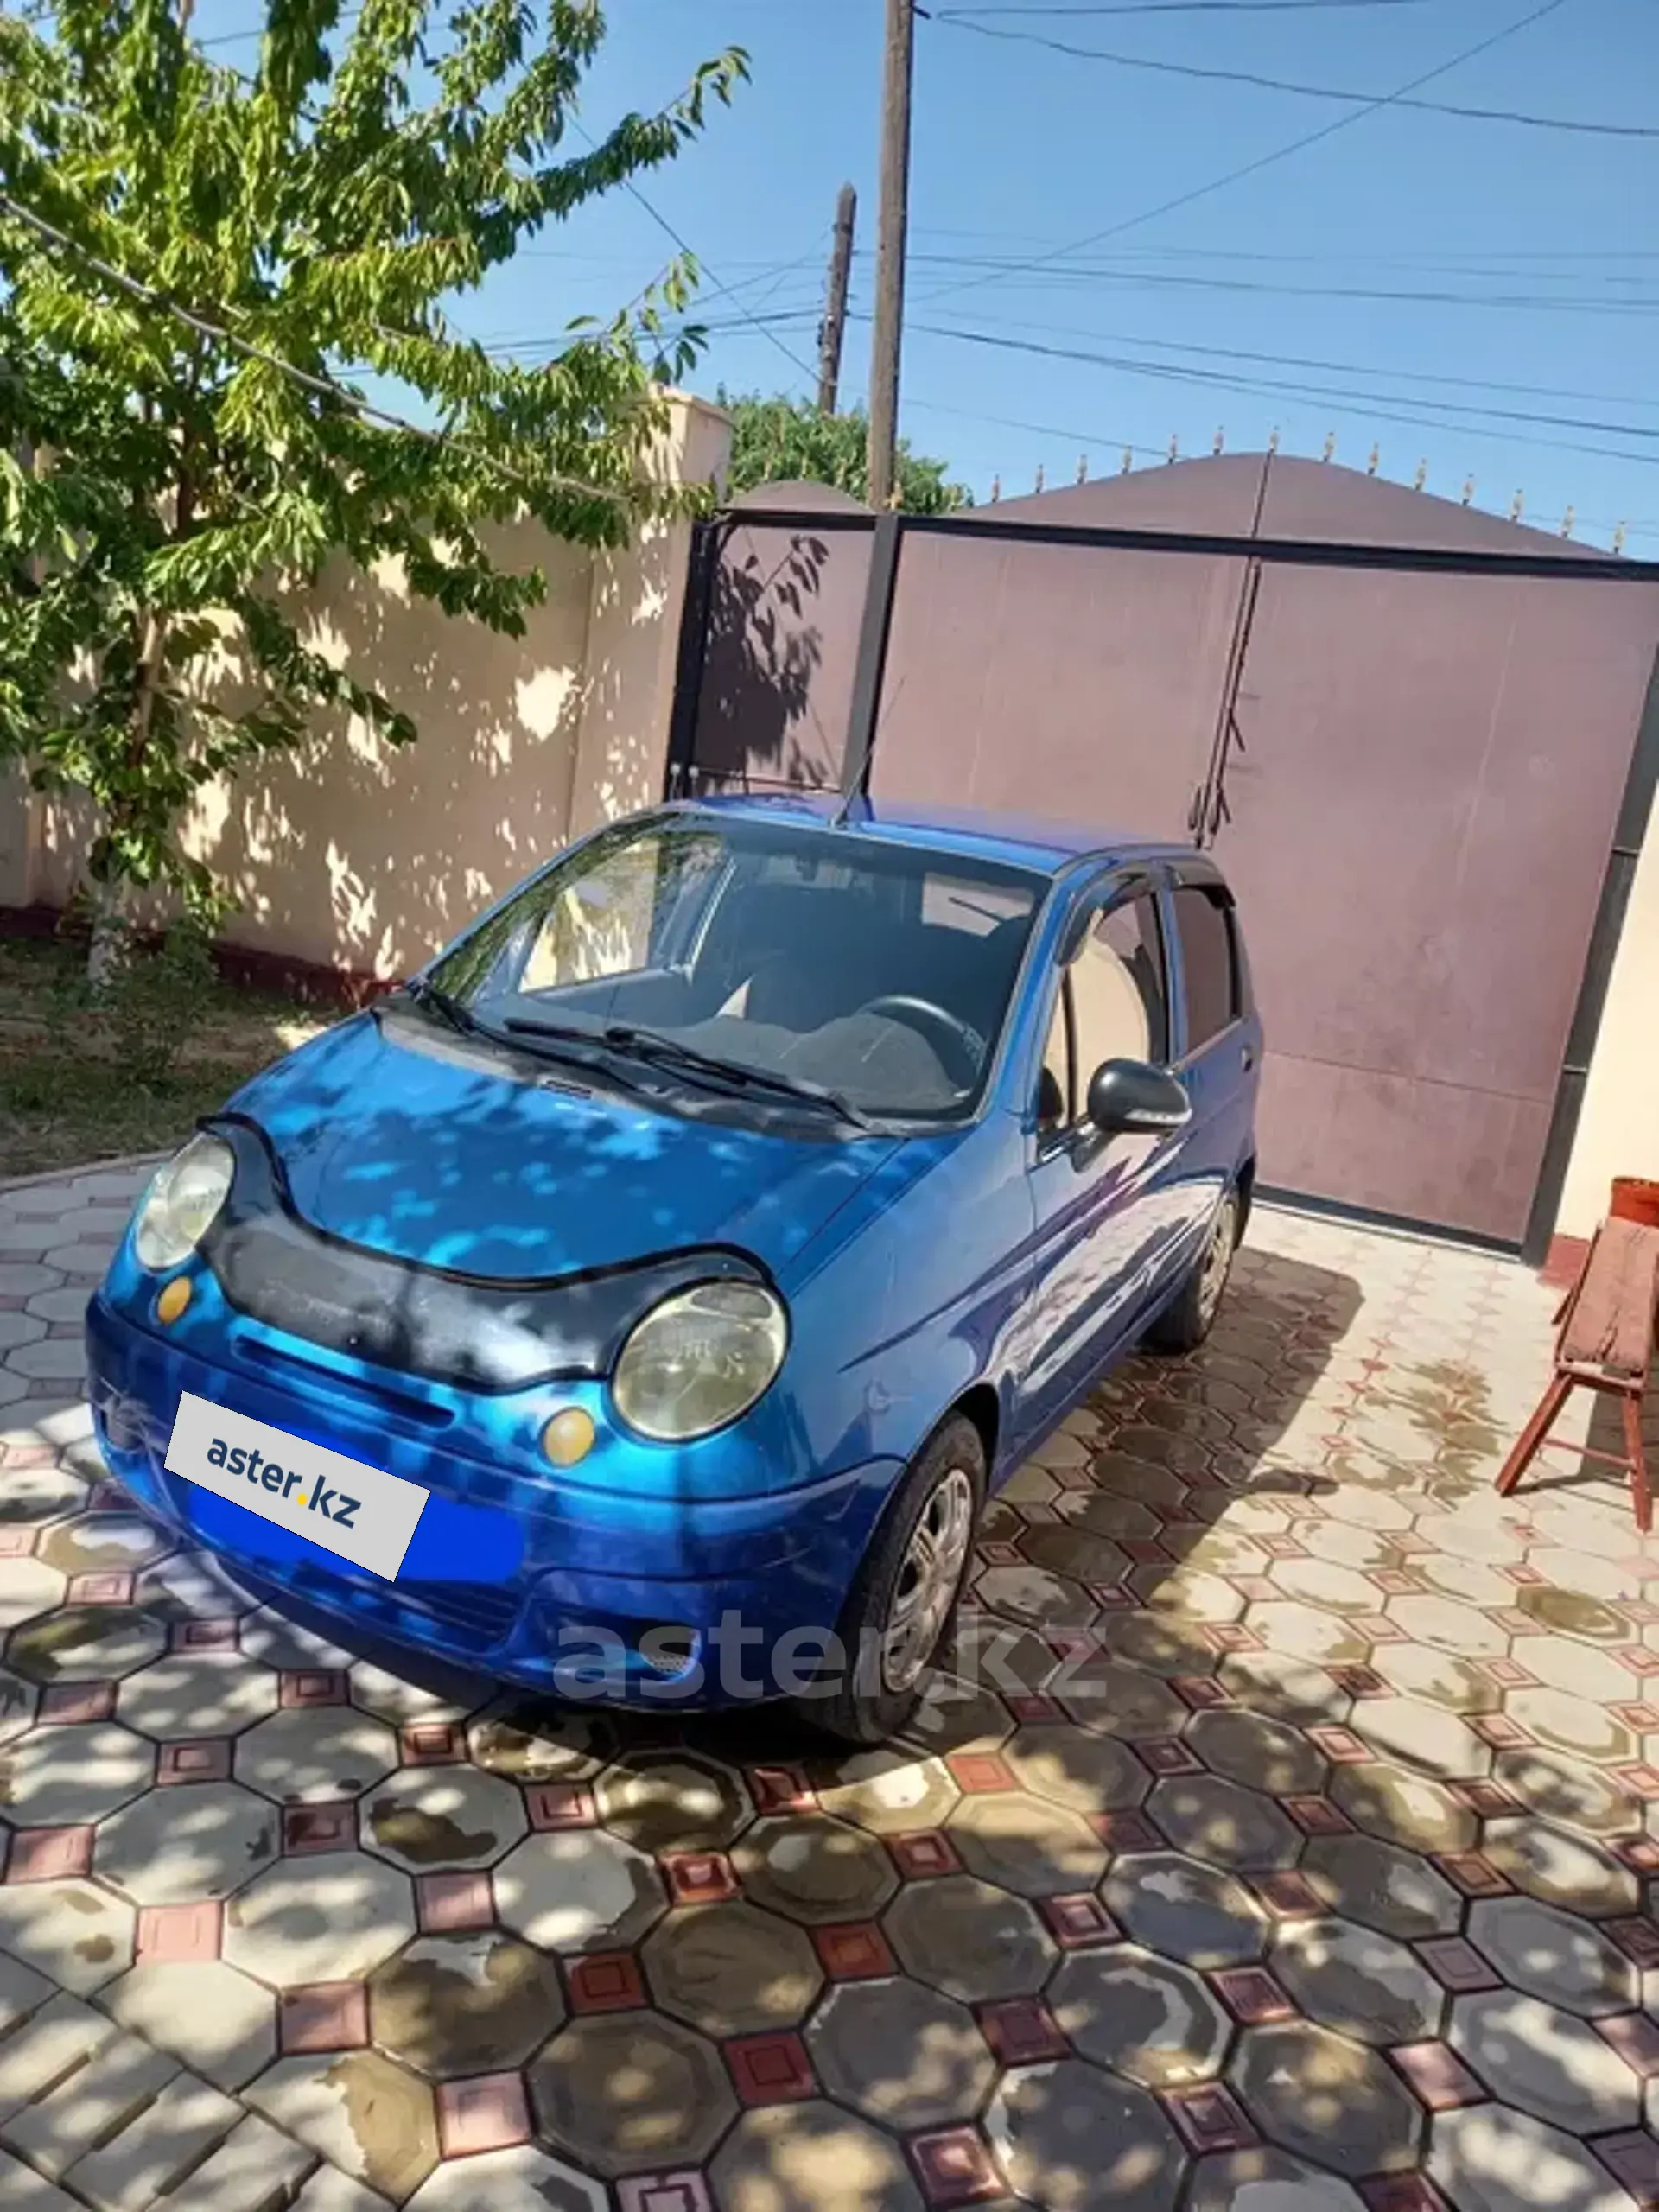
[[817, 184, 858, 415], [866, 0, 914, 510]]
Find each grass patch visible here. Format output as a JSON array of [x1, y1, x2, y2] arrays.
[[1, 933, 327, 1179]]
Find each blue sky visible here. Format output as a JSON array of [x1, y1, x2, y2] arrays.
[[203, 0, 1659, 550]]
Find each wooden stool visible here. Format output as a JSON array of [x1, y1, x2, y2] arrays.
[[1495, 1217, 1659, 1533]]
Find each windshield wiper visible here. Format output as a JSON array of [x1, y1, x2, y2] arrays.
[[506, 1018, 873, 1130], [400, 977, 484, 1037]]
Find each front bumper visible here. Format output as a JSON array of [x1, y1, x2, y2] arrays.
[[86, 1295, 898, 1706]]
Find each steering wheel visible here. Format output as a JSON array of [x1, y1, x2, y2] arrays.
[[862, 995, 985, 1088]]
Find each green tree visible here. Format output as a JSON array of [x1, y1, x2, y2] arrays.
[[720, 391, 971, 515], [0, 0, 746, 979]]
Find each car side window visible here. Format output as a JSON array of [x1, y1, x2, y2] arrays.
[[1172, 886, 1241, 1053], [1071, 893, 1170, 1077]]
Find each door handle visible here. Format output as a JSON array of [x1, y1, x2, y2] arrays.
[[1242, 1045, 1256, 1072]]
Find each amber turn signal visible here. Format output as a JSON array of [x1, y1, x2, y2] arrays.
[[156, 1276, 193, 1325], [540, 1407, 596, 1468]]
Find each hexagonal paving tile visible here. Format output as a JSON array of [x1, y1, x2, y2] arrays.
[[0, 1463, 86, 1525], [0, 1556, 67, 1632], [1022, 1520, 1132, 1590], [644, 1899, 821, 2037], [1186, 2147, 1369, 2212], [1217, 1648, 1351, 1726], [1329, 1762, 1478, 1854], [6, 1602, 168, 1682], [369, 1930, 565, 2076], [36, 1511, 168, 1579], [710, 2099, 925, 2211], [1268, 1557, 1384, 1617], [1005, 1722, 1150, 1812], [0, 1718, 152, 1823], [1352, 1696, 1491, 1781], [96, 1778, 278, 1903], [977, 1560, 1097, 1630], [359, 1762, 527, 1872], [1522, 1636, 1642, 1707], [236, 1607, 357, 1672], [1230, 2019, 1423, 2177], [1055, 1655, 1192, 1739], [1505, 1688, 1637, 1766], [988, 2056, 1185, 2212], [136, 1550, 257, 1623], [1429, 2101, 1637, 2212], [1514, 1586, 1631, 1642], [1450, 1990, 1642, 2131], [1372, 1641, 1502, 1714], [807, 1975, 995, 2127], [1271, 1916, 1445, 2044], [946, 1789, 1108, 1897], [347, 1654, 486, 1727], [1481, 1815, 1639, 1916], [246, 2049, 438, 2202], [1103, 1607, 1226, 1678], [223, 1849, 414, 1986], [1384, 1594, 1512, 1658], [1147, 1773, 1304, 1872], [103, 1956, 276, 2089], [595, 1750, 753, 1853], [467, 1705, 610, 1782], [494, 1827, 665, 1953], [234, 1703, 399, 1804], [1300, 1834, 1462, 1940], [731, 1814, 898, 1925], [814, 1748, 960, 1834], [1103, 1850, 1268, 1968], [1465, 1895, 1635, 2016], [1492, 1745, 1640, 1837], [117, 1651, 279, 1739], [530, 2011, 736, 2178], [0, 1874, 134, 1992], [886, 1872, 1057, 2003], [899, 1670, 1015, 1757], [1051, 1942, 1230, 2087], [1186, 1707, 1325, 1796], [1243, 1601, 1371, 1669], [405, 2145, 605, 2211]]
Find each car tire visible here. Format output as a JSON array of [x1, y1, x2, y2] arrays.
[[1145, 1185, 1241, 1355], [799, 1414, 987, 1747]]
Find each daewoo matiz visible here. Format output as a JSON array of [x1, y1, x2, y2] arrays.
[[86, 796, 1261, 1742]]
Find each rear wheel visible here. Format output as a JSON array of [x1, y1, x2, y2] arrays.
[[801, 1414, 985, 1746], [1146, 1186, 1240, 1354]]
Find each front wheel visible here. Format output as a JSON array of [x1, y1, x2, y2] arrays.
[[1145, 1186, 1240, 1354], [801, 1414, 986, 1746]]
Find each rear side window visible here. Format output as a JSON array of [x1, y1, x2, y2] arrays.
[[1173, 886, 1243, 1052]]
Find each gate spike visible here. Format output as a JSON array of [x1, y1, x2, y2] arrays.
[[1560, 505, 1575, 539], [1121, 446, 1133, 474], [1461, 475, 1475, 506], [989, 474, 1001, 504], [1033, 462, 1045, 493], [1367, 442, 1380, 476], [1167, 433, 1179, 464], [1268, 427, 1281, 454], [1614, 522, 1627, 556], [1510, 488, 1524, 523], [1212, 426, 1225, 456], [1321, 432, 1336, 462], [1077, 453, 1089, 485], [1413, 460, 1427, 492]]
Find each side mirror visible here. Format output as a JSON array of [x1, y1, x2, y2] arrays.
[[1086, 1058, 1192, 1138]]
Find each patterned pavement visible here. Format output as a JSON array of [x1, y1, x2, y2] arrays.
[[2, 1160, 1659, 2209]]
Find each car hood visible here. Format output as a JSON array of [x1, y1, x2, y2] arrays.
[[226, 1009, 894, 1282]]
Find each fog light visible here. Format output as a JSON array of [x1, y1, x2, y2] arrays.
[[540, 1407, 596, 1467], [156, 1276, 193, 1325]]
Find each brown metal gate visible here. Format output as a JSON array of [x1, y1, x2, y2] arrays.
[[664, 461, 1659, 1257]]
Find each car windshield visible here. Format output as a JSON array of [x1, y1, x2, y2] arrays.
[[426, 813, 1047, 1123]]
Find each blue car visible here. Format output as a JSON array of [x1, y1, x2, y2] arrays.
[[86, 795, 1260, 1743]]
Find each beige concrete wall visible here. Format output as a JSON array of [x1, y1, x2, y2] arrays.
[[22, 391, 730, 979], [1558, 780, 1659, 1238]]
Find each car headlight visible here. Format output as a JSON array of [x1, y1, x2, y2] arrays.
[[133, 1133, 235, 1271], [612, 1281, 788, 1441]]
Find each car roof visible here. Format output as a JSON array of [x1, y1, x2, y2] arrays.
[[664, 791, 1199, 879]]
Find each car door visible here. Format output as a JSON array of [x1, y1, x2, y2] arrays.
[[1007, 866, 1195, 1455], [1164, 867, 1262, 1257]]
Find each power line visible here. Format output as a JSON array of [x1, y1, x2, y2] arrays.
[[0, 188, 639, 507], [932, 10, 1656, 135], [563, 117, 820, 386], [938, 3, 1438, 13], [915, 0, 1571, 312], [909, 256, 1659, 315]]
